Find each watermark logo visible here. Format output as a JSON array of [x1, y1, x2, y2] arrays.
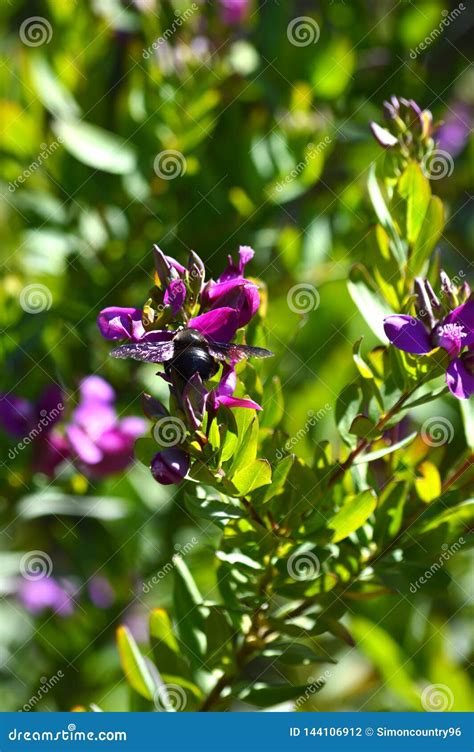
[[20, 284, 52, 314], [287, 17, 320, 47], [421, 683, 454, 712], [154, 683, 187, 711], [421, 149, 454, 180], [142, 4, 199, 59], [8, 139, 63, 193], [20, 551, 53, 581], [22, 671, 64, 712], [19, 17, 53, 46], [294, 670, 331, 709], [275, 136, 332, 193], [8, 402, 64, 462], [409, 538, 465, 593], [142, 538, 197, 593], [287, 550, 320, 580], [420, 416, 454, 447], [153, 416, 186, 447], [287, 283, 320, 314], [153, 150, 187, 180], [275, 405, 331, 460], [409, 4, 465, 59]]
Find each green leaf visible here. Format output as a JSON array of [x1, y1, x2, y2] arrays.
[[18, 492, 128, 520], [326, 490, 377, 542], [31, 56, 81, 120], [415, 461, 441, 503], [353, 431, 417, 463], [336, 383, 362, 448], [348, 264, 393, 342], [238, 682, 321, 708], [116, 626, 156, 701], [184, 492, 246, 524], [173, 557, 207, 664], [262, 642, 335, 666], [228, 458, 272, 496], [149, 609, 190, 679], [260, 376, 284, 428], [409, 196, 444, 275], [53, 119, 137, 174], [367, 164, 406, 265], [398, 162, 431, 245], [134, 437, 156, 467], [228, 417, 259, 475], [460, 399, 474, 449]]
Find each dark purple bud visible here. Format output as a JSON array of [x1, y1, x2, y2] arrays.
[[151, 447, 190, 485], [440, 270, 456, 306], [414, 277, 436, 329], [153, 245, 172, 287], [142, 393, 168, 420]]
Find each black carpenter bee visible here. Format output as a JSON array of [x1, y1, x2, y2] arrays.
[[110, 328, 273, 382]]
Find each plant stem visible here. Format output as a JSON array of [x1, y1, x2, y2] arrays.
[[442, 453, 474, 493]]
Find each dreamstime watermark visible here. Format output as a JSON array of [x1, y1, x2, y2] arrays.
[[20, 284, 53, 314], [152, 416, 186, 447], [8, 402, 64, 462], [421, 683, 454, 712], [143, 4, 198, 59], [421, 149, 454, 180], [19, 16, 53, 46], [287, 16, 320, 47], [287, 550, 321, 580], [420, 416, 454, 447], [142, 538, 197, 593], [409, 538, 465, 594], [409, 4, 465, 59], [20, 551, 53, 581], [154, 682, 187, 711], [153, 150, 187, 179], [294, 670, 332, 709], [275, 136, 332, 193], [275, 405, 331, 460], [287, 283, 320, 314], [22, 671, 64, 712], [8, 139, 63, 193]]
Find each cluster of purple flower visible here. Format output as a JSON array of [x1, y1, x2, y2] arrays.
[[0, 377, 146, 478], [370, 96, 437, 157], [384, 274, 473, 399], [97, 245, 264, 484]]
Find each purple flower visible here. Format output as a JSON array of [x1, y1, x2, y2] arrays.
[[66, 376, 147, 477], [201, 246, 260, 330], [219, 0, 250, 24], [0, 385, 68, 476], [437, 103, 471, 158], [208, 363, 262, 412], [151, 447, 190, 485], [18, 577, 75, 617], [88, 576, 115, 608], [164, 279, 187, 315], [370, 96, 435, 153], [384, 297, 474, 400], [97, 307, 172, 342]]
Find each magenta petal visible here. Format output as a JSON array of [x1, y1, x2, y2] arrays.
[[151, 448, 189, 485], [443, 300, 474, 347], [79, 376, 115, 404], [164, 279, 186, 315], [446, 358, 474, 400], [66, 424, 103, 464], [120, 416, 147, 438], [217, 363, 237, 397], [190, 307, 240, 342], [218, 395, 262, 410], [384, 315, 432, 354], [97, 307, 143, 340]]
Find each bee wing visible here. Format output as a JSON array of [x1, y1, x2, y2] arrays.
[[208, 342, 274, 363], [110, 341, 175, 364]]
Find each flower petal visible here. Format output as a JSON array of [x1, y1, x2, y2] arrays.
[[443, 299, 474, 347], [66, 424, 103, 464], [190, 307, 240, 342], [218, 395, 262, 410], [383, 315, 432, 354], [446, 358, 474, 400], [370, 122, 398, 147], [164, 279, 186, 315], [97, 307, 144, 340], [79, 376, 115, 404]]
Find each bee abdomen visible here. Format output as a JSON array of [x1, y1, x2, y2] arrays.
[[170, 347, 216, 381]]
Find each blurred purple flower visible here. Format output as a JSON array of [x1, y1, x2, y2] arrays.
[[19, 577, 75, 617], [0, 385, 68, 476], [437, 103, 471, 158], [384, 298, 474, 400], [66, 376, 147, 477], [219, 0, 249, 24], [88, 576, 115, 609]]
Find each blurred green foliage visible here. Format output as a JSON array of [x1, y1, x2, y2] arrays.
[[0, 0, 472, 712]]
